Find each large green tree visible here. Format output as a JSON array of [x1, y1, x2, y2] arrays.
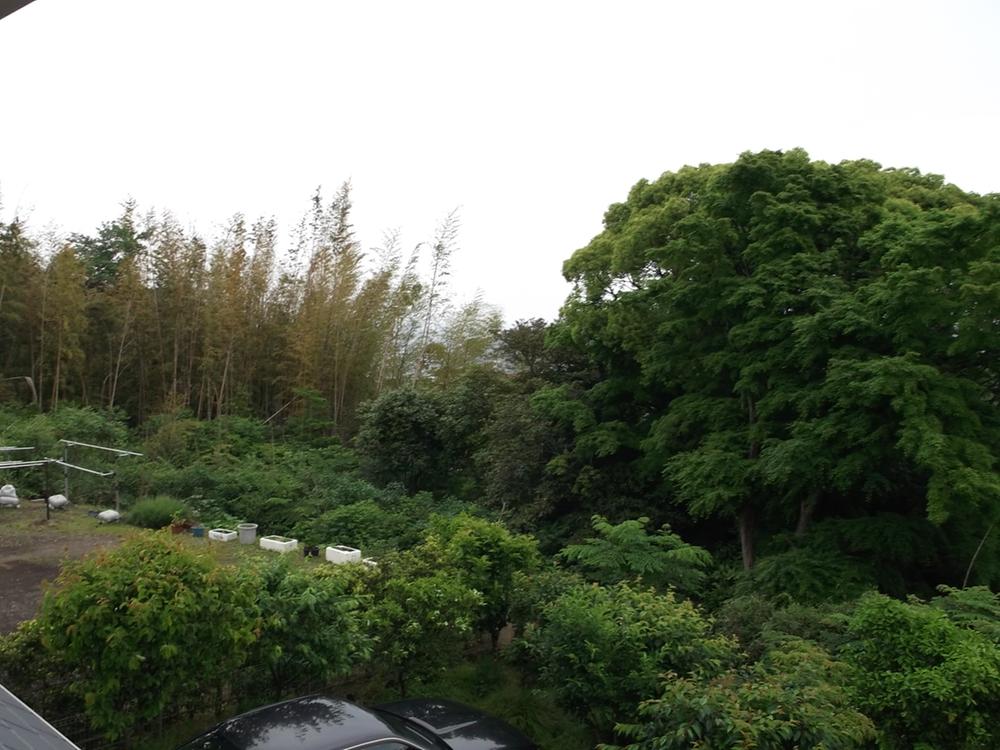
[[559, 149, 999, 573]]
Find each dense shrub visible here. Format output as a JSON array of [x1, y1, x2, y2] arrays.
[[844, 592, 1000, 750], [37, 535, 257, 739], [518, 582, 735, 732], [292, 500, 407, 550], [930, 585, 1000, 643], [244, 558, 371, 697], [364, 555, 483, 695], [735, 546, 872, 604], [424, 513, 541, 647], [558, 515, 712, 596], [612, 639, 875, 750], [127, 495, 190, 529]]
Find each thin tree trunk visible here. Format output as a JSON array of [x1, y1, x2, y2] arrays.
[[51, 327, 62, 410], [110, 300, 132, 409], [795, 490, 820, 536], [739, 503, 755, 570]]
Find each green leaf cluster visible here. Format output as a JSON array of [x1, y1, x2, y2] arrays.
[[38, 535, 257, 739], [844, 592, 1000, 750], [517, 581, 734, 733], [559, 514, 712, 595]]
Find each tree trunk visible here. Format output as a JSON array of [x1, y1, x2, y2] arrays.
[[795, 490, 820, 536], [739, 503, 755, 570]]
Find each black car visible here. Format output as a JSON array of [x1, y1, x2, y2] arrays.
[[176, 695, 537, 750]]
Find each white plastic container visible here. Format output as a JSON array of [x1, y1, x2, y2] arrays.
[[325, 545, 361, 564], [208, 528, 237, 542], [362, 557, 378, 568], [237, 522, 258, 545], [260, 535, 298, 554], [47, 494, 69, 509]]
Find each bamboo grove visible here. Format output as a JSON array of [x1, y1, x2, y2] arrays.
[[0, 184, 500, 430]]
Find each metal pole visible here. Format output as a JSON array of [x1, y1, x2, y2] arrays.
[[58, 439, 142, 457], [114, 455, 120, 513], [44, 459, 51, 522], [62, 443, 69, 501]]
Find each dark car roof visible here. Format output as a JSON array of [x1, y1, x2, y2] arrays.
[[377, 699, 536, 750], [184, 696, 408, 750]]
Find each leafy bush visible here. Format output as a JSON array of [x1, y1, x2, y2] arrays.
[[844, 592, 1000, 750], [37, 535, 257, 739], [244, 558, 371, 697], [292, 500, 407, 550], [364, 557, 483, 695], [356, 387, 448, 492], [518, 581, 735, 733], [735, 546, 872, 604], [127, 495, 190, 528], [558, 515, 712, 596], [930, 585, 1000, 643], [714, 595, 855, 659], [424, 513, 540, 646], [611, 639, 875, 750]]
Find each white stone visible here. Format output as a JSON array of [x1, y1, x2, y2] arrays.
[[208, 528, 238, 542], [325, 545, 362, 564], [97, 509, 121, 523], [260, 535, 298, 553]]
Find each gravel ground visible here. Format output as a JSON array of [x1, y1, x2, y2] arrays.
[[0, 502, 126, 633]]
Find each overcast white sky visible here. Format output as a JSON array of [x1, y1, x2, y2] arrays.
[[1, 0, 998, 322]]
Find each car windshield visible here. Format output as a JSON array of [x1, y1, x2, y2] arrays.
[[372, 709, 451, 750]]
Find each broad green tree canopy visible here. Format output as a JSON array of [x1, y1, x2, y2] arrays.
[[558, 149, 999, 570]]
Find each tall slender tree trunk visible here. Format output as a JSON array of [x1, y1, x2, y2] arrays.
[[795, 490, 820, 536], [109, 300, 132, 409], [51, 327, 62, 410], [741, 397, 760, 569], [739, 503, 755, 570]]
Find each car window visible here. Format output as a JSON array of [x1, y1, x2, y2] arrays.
[[360, 743, 413, 750]]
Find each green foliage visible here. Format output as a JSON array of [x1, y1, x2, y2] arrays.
[[292, 499, 405, 550], [365, 553, 483, 695], [930, 585, 1000, 643], [735, 546, 872, 604], [0, 405, 131, 498], [414, 657, 596, 750], [127, 495, 190, 529], [245, 558, 371, 696], [844, 592, 1000, 750], [508, 565, 586, 633], [559, 515, 712, 596], [424, 513, 541, 645], [355, 387, 448, 492], [557, 149, 1000, 573], [0, 620, 78, 721], [37, 535, 257, 739], [610, 639, 875, 750], [518, 581, 735, 733], [714, 595, 855, 659]]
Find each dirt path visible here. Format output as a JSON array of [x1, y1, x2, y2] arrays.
[[0, 502, 128, 633]]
